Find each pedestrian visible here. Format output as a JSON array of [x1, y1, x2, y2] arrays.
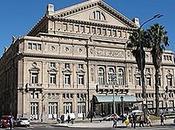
[[128, 115, 133, 127], [139, 114, 144, 127], [112, 114, 118, 128], [132, 113, 137, 129], [52, 114, 55, 120], [146, 114, 152, 127], [160, 113, 165, 125], [60, 115, 64, 123], [9, 116, 13, 130], [67, 114, 71, 123]]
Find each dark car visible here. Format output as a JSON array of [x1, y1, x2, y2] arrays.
[[0, 115, 14, 128]]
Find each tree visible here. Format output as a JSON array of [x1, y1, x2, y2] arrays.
[[128, 29, 148, 99], [146, 24, 169, 116]]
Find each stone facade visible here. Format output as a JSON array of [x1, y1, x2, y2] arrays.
[[0, 0, 175, 122]]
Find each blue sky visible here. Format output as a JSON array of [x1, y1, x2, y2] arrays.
[[0, 0, 174, 56]]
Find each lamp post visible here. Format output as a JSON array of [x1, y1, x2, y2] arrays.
[[109, 73, 117, 114], [136, 14, 163, 118], [120, 96, 124, 116]]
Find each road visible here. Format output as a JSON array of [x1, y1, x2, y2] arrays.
[[3, 124, 175, 130]]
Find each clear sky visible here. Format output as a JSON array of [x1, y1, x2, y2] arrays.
[[0, 0, 174, 56]]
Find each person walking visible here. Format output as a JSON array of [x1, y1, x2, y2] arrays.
[[146, 114, 152, 127], [139, 114, 144, 127], [67, 114, 71, 123], [160, 113, 165, 125], [132, 113, 137, 129], [112, 114, 118, 128], [9, 116, 13, 130]]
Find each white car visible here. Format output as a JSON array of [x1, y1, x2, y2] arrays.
[[16, 117, 30, 127]]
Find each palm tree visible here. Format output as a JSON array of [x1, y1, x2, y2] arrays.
[[128, 29, 148, 99], [146, 24, 169, 116]]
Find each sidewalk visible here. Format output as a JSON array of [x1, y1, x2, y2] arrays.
[[52, 118, 174, 128]]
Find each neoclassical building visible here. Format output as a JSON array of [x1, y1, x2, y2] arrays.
[[0, 0, 175, 122]]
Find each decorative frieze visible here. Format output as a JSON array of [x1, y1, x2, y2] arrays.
[[96, 48, 124, 58]]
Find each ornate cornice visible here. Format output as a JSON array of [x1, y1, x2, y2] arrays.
[[48, 16, 136, 31]]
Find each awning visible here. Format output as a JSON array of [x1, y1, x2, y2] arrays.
[[94, 95, 137, 103]]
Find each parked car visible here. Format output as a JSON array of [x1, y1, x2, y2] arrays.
[[0, 115, 14, 128], [16, 117, 30, 127]]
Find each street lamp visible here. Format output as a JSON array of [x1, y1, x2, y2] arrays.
[[120, 96, 124, 116], [136, 14, 163, 117], [109, 73, 117, 114]]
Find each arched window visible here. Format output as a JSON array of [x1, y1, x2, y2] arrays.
[[118, 68, 124, 85], [98, 67, 105, 85]]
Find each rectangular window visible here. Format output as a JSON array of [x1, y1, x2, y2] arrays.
[[81, 25, 85, 33], [108, 29, 112, 36], [118, 31, 122, 38], [97, 28, 101, 35], [63, 23, 68, 31], [31, 72, 38, 84], [33, 43, 37, 50], [65, 74, 71, 85], [103, 28, 107, 36], [69, 24, 74, 32], [75, 25, 79, 32], [37, 44, 41, 50], [49, 73, 56, 84], [28, 43, 32, 49], [92, 27, 96, 34], [78, 75, 84, 85], [86, 26, 91, 34], [136, 77, 141, 86], [146, 77, 151, 86], [113, 30, 117, 37]]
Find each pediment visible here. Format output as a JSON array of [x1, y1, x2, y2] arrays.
[[52, 0, 137, 28]]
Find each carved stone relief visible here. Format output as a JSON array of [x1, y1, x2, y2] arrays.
[[96, 48, 124, 58]]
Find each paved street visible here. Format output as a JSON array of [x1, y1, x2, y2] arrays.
[[0, 125, 174, 130], [0, 119, 174, 130]]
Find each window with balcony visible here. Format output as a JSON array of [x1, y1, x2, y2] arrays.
[[98, 67, 105, 85], [167, 76, 173, 86], [118, 68, 124, 85], [135, 76, 141, 86], [146, 77, 151, 86]]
